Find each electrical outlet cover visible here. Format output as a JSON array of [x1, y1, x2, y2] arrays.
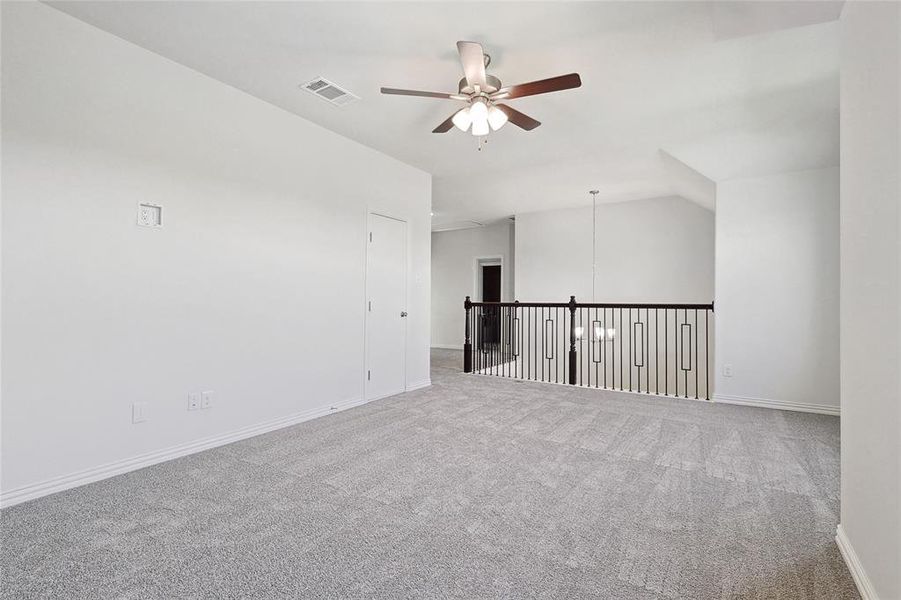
[[188, 392, 201, 411], [201, 390, 214, 409], [137, 203, 162, 227]]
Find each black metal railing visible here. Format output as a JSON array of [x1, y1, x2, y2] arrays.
[[463, 296, 715, 400]]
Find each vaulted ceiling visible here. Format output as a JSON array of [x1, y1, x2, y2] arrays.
[[48, 1, 842, 228]]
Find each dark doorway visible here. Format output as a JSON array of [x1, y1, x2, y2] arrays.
[[481, 265, 502, 345], [482, 265, 502, 302]]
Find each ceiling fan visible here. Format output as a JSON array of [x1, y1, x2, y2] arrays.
[[381, 41, 581, 137]]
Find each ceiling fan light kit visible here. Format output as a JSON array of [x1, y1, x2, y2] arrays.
[[451, 107, 472, 132], [381, 41, 581, 146], [487, 105, 508, 131]]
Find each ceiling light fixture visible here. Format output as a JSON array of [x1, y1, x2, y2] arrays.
[[469, 98, 488, 122], [452, 107, 472, 132], [469, 99, 489, 136], [487, 105, 508, 131], [471, 118, 490, 137], [381, 41, 581, 144], [450, 100, 508, 136]]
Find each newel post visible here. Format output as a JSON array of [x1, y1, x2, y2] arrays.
[[463, 296, 473, 373], [568, 295, 577, 385]]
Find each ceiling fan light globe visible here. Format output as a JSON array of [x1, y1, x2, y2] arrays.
[[451, 107, 472, 132], [469, 98, 488, 122], [487, 105, 508, 131], [471, 119, 490, 136]]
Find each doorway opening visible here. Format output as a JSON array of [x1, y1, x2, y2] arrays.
[[481, 265, 501, 303], [475, 257, 503, 346]]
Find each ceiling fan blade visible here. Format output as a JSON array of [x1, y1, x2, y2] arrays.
[[492, 73, 582, 100], [496, 104, 541, 131], [432, 113, 457, 133], [381, 87, 463, 100], [457, 41, 488, 90]]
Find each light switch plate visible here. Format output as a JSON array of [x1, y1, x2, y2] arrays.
[[132, 401, 149, 423], [188, 392, 200, 411], [137, 203, 162, 227], [201, 390, 214, 409]]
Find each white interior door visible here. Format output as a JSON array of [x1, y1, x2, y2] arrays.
[[365, 213, 407, 400]]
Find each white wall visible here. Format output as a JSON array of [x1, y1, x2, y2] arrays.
[[714, 167, 839, 413], [838, 2, 900, 598], [515, 196, 714, 303], [430, 222, 514, 348], [0, 3, 431, 504]]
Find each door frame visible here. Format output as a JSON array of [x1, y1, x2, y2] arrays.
[[473, 255, 504, 302], [363, 210, 409, 401]]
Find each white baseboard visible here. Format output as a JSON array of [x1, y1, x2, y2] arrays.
[[406, 379, 431, 391], [431, 344, 462, 350], [836, 524, 879, 600], [0, 395, 367, 509], [713, 393, 840, 416]]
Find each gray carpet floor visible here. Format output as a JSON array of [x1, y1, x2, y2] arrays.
[[1, 349, 858, 599]]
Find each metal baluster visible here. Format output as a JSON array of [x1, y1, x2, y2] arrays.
[[629, 308, 633, 392], [504, 305, 508, 379], [694, 309, 699, 399], [603, 307, 608, 390], [676, 308, 681, 397], [684, 308, 688, 397], [654, 308, 659, 394], [588, 308, 592, 387], [705, 308, 710, 400], [525, 306, 530, 381], [494, 306, 499, 377], [475, 306, 480, 374], [618, 307, 623, 391], [646, 308, 650, 394], [498, 305, 503, 378], [512, 304, 517, 379], [503, 305, 507, 378], [476, 306, 485, 374], [499, 306, 502, 377], [592, 308, 597, 388], [497, 306, 501, 377], [578, 307, 582, 386]]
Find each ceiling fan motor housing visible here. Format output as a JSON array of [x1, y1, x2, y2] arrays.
[[458, 75, 501, 95]]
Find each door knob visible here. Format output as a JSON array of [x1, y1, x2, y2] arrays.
[[400, 311, 408, 317]]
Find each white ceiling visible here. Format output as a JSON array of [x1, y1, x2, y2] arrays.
[[47, 1, 842, 228]]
